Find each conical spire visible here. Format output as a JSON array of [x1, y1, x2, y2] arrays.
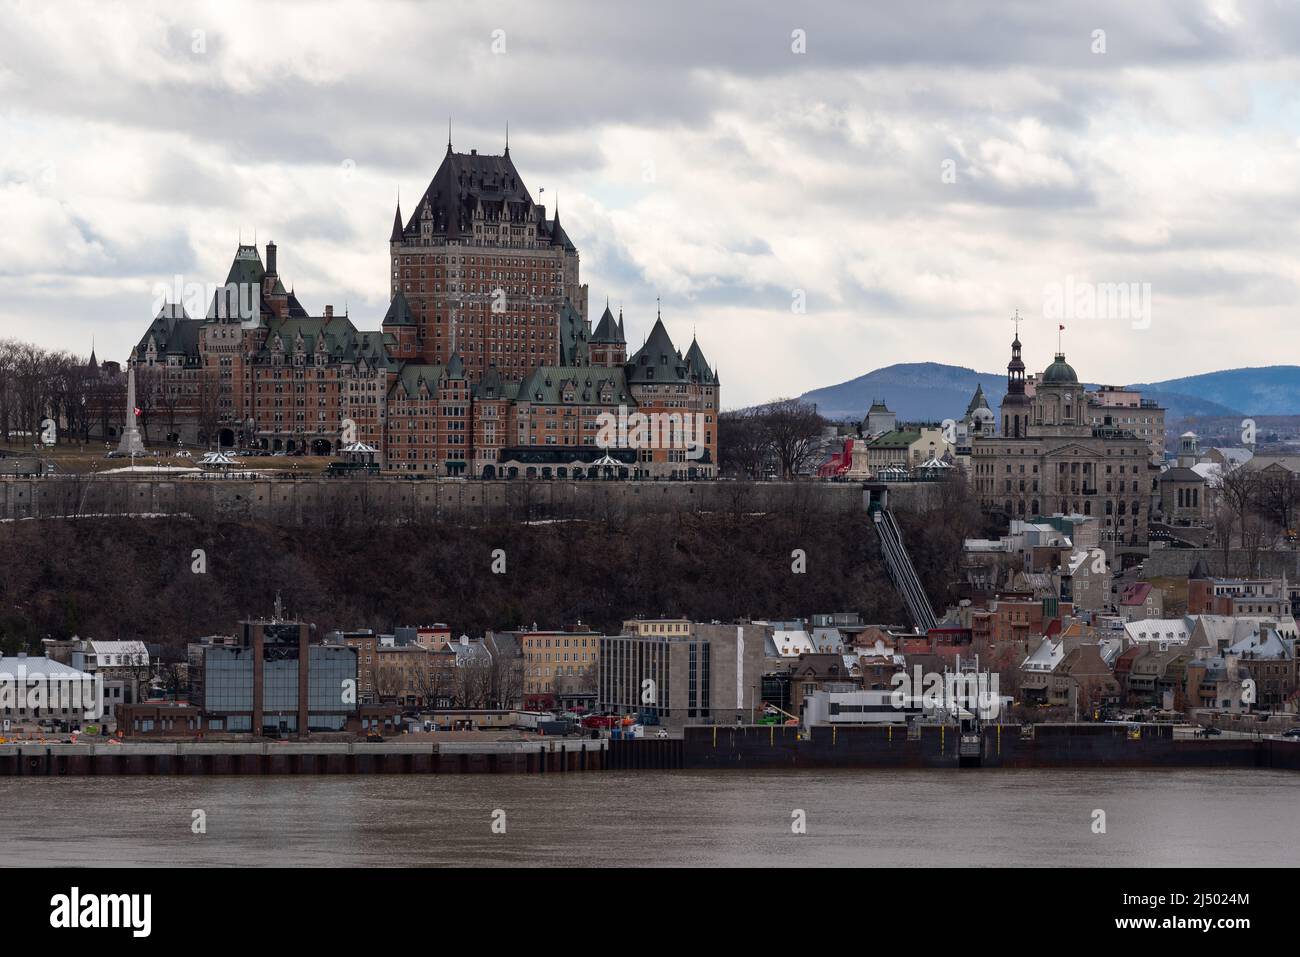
[[592, 301, 619, 342], [447, 351, 465, 379], [390, 198, 403, 242], [685, 336, 713, 383]]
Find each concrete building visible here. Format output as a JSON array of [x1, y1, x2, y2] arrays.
[[597, 621, 766, 729], [1088, 385, 1165, 463]]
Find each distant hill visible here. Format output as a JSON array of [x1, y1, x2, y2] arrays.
[[1131, 367, 1300, 418], [799, 362, 1009, 423], [797, 362, 1288, 423]]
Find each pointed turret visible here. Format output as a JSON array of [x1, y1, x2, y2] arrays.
[[627, 314, 686, 384], [383, 290, 415, 326], [390, 201, 404, 242], [592, 303, 620, 342], [685, 337, 715, 384]]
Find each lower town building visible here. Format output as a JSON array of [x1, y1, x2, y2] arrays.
[[0, 653, 101, 730], [186, 618, 360, 735], [597, 621, 766, 729], [42, 638, 151, 723], [513, 624, 600, 710]]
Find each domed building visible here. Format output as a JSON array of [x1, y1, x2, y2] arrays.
[[970, 333, 1156, 549]]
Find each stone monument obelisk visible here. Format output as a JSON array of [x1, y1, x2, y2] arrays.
[[116, 364, 146, 456]]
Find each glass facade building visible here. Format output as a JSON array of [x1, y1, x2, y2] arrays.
[[189, 620, 357, 735]]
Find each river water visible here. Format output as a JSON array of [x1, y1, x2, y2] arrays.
[[3, 768, 1295, 866]]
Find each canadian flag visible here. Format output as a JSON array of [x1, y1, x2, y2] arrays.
[[134, 407, 142, 417]]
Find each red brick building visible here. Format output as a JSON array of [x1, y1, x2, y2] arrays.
[[130, 141, 718, 476]]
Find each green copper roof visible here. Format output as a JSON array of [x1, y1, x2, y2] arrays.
[[517, 366, 633, 406], [1042, 353, 1078, 385]]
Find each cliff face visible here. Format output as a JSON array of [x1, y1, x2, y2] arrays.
[[0, 480, 981, 651]]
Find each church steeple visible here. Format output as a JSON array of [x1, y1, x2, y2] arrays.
[[1006, 311, 1026, 396], [1000, 312, 1031, 438]]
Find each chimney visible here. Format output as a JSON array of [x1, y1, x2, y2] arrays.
[[324, 305, 333, 319], [266, 241, 277, 275]]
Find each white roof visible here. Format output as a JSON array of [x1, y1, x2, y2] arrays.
[[1097, 636, 1127, 666], [1123, 618, 1190, 644], [1021, 636, 1065, 672], [0, 655, 91, 677], [1226, 626, 1289, 660], [810, 627, 845, 652], [1211, 447, 1254, 468], [1192, 462, 1224, 486], [84, 640, 149, 655], [772, 628, 815, 657]]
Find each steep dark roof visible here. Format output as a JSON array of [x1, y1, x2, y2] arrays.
[[473, 364, 520, 401], [591, 303, 622, 343], [549, 210, 576, 252], [390, 202, 403, 242], [684, 337, 716, 384], [135, 303, 200, 362], [626, 316, 687, 385], [401, 148, 537, 242], [207, 245, 267, 320], [559, 300, 590, 366], [383, 290, 415, 326]]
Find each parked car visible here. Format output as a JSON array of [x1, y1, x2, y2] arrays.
[[1282, 728, 1300, 739], [1200, 726, 1222, 737], [656, 728, 668, 739]]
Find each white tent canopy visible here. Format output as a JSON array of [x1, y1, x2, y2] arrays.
[[199, 451, 240, 466]]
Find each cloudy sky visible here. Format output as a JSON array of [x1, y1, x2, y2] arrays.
[[1, 0, 1297, 407]]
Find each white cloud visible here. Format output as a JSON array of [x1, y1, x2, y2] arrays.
[[1, 0, 1298, 407]]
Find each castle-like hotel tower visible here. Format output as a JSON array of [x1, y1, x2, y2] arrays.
[[126, 136, 719, 479]]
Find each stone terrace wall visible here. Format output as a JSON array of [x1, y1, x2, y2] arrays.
[[0, 476, 946, 527]]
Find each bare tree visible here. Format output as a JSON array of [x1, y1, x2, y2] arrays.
[[718, 407, 769, 480], [196, 371, 222, 450], [1259, 470, 1300, 536], [133, 365, 162, 444], [760, 399, 826, 480]]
